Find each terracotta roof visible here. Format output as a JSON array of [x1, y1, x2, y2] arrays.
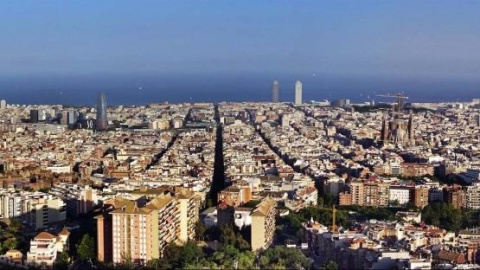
[[251, 198, 276, 217], [147, 193, 175, 209], [35, 232, 56, 240], [435, 250, 466, 264]]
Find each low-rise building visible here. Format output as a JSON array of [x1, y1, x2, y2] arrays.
[[26, 229, 69, 269]]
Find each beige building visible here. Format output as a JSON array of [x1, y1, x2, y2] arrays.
[[102, 188, 200, 265], [415, 186, 430, 209], [343, 180, 389, 207], [364, 182, 389, 207], [251, 198, 276, 252], [177, 189, 199, 243], [350, 181, 365, 205], [111, 198, 160, 265]]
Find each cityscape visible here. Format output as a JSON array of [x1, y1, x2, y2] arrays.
[[2, 1, 480, 270]]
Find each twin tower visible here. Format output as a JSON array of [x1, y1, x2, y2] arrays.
[[272, 80, 303, 105]]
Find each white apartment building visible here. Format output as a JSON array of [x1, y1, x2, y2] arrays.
[[26, 229, 69, 269], [0, 189, 66, 229], [49, 184, 100, 216], [389, 187, 411, 205], [45, 165, 71, 174], [466, 183, 480, 209], [234, 207, 253, 229]]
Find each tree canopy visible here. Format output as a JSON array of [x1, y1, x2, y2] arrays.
[[77, 234, 95, 260], [257, 246, 313, 270]]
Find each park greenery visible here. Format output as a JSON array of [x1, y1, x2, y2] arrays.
[[54, 250, 70, 270], [95, 222, 313, 270], [77, 234, 95, 261], [421, 202, 477, 232]]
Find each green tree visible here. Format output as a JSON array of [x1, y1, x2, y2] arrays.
[[195, 221, 207, 241], [322, 193, 335, 208], [235, 234, 251, 251], [211, 245, 255, 269], [204, 225, 222, 241], [257, 246, 313, 270], [146, 258, 172, 270], [77, 234, 95, 260], [184, 260, 220, 270], [178, 241, 204, 267], [220, 225, 237, 246], [322, 260, 338, 270], [421, 202, 462, 231], [54, 250, 70, 270], [8, 219, 22, 234], [162, 241, 204, 269]]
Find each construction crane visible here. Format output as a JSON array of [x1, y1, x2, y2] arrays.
[[376, 93, 409, 112]]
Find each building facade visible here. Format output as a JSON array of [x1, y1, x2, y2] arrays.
[[0, 190, 66, 230], [294, 80, 302, 105], [251, 198, 276, 252], [272, 80, 280, 103], [96, 92, 108, 131]]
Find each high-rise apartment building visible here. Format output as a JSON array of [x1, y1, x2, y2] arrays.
[[177, 189, 200, 242], [67, 110, 79, 126], [111, 198, 161, 265], [364, 182, 389, 207], [350, 181, 365, 206], [294, 80, 303, 105], [60, 111, 69, 125], [251, 198, 276, 252], [49, 184, 100, 216], [38, 109, 47, 121], [466, 183, 480, 210], [96, 92, 108, 131], [97, 188, 200, 265], [341, 180, 390, 207], [414, 186, 430, 209], [444, 186, 467, 209], [272, 80, 280, 103], [0, 99, 6, 109]]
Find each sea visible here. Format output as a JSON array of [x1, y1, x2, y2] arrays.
[[0, 73, 479, 106]]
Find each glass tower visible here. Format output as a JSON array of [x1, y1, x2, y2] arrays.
[[96, 92, 108, 130], [272, 80, 280, 103]]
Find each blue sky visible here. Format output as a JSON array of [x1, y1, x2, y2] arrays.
[[1, 0, 480, 80]]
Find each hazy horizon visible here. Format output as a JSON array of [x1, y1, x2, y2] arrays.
[[1, 72, 479, 106]]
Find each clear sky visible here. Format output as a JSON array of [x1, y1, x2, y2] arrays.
[[1, 0, 480, 80]]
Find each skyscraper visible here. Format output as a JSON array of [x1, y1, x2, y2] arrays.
[[0, 99, 6, 109], [272, 80, 280, 103], [30, 109, 39, 123], [294, 80, 302, 105], [67, 110, 79, 127], [96, 92, 108, 131]]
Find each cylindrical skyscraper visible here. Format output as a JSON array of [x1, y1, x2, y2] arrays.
[[96, 92, 108, 131], [272, 80, 280, 103], [294, 80, 302, 105]]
